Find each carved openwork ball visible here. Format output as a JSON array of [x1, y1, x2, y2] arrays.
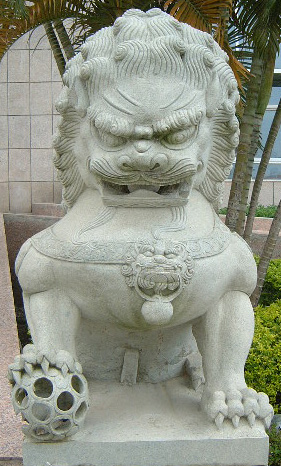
[[11, 367, 89, 441]]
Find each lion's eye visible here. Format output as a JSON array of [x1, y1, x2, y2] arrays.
[[162, 126, 197, 146], [98, 130, 126, 148]]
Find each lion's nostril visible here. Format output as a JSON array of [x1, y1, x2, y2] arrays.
[[118, 155, 133, 170], [151, 154, 168, 170]]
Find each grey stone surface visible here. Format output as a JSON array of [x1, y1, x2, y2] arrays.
[[23, 378, 269, 466]]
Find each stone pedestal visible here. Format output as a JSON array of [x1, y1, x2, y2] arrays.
[[23, 377, 269, 466]]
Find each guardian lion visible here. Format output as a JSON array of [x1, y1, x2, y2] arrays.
[[9, 8, 273, 441]]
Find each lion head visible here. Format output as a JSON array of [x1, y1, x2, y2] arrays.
[[53, 8, 239, 211]]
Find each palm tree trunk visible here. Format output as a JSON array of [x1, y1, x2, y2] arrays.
[[44, 21, 65, 77], [53, 19, 75, 60], [251, 198, 281, 307], [244, 97, 281, 244], [237, 55, 276, 236], [225, 51, 263, 234]]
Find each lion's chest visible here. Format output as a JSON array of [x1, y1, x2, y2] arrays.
[[31, 219, 232, 328]]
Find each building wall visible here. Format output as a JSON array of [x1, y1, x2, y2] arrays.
[[0, 27, 280, 213], [0, 26, 63, 213], [222, 180, 281, 208]]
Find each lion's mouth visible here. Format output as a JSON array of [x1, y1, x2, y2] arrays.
[[100, 180, 192, 207], [90, 157, 198, 207]]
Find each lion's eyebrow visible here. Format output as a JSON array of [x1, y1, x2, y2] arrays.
[[160, 86, 185, 110], [102, 94, 133, 115], [88, 107, 134, 137], [160, 90, 197, 111], [173, 94, 198, 111], [116, 87, 141, 107], [153, 107, 203, 135]]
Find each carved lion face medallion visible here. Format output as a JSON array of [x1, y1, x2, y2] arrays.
[[122, 241, 194, 324]]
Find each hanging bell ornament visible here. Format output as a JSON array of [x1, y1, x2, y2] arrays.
[[141, 299, 173, 325]]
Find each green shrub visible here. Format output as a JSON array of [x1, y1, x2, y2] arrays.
[[219, 204, 277, 218], [245, 300, 281, 413], [255, 205, 278, 218], [268, 426, 281, 466], [259, 259, 281, 306]]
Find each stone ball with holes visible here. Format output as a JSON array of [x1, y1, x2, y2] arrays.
[[11, 367, 89, 441]]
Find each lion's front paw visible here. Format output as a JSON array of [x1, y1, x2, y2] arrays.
[[8, 345, 82, 384], [9, 344, 89, 441], [202, 387, 274, 429]]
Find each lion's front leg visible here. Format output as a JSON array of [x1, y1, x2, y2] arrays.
[[9, 289, 89, 441], [10, 289, 81, 376], [193, 291, 273, 429], [28, 289, 81, 373]]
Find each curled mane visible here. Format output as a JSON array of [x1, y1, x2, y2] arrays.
[[54, 8, 239, 210]]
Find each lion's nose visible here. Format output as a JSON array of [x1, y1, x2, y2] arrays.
[[118, 153, 168, 171]]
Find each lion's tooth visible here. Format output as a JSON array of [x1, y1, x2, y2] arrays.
[[179, 181, 190, 198]]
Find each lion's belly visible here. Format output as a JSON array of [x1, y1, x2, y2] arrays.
[[52, 255, 229, 329]]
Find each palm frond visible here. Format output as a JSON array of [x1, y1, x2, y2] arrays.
[[0, 0, 86, 59], [164, 0, 232, 33], [8, 0, 28, 18], [234, 0, 281, 59]]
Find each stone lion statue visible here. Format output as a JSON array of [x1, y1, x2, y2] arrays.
[[9, 8, 273, 442]]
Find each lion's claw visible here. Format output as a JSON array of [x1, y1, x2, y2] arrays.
[[56, 350, 76, 373], [40, 356, 49, 374], [232, 415, 240, 428], [264, 414, 273, 430], [215, 412, 225, 429], [24, 362, 33, 376], [75, 361, 83, 374], [8, 345, 80, 384], [258, 392, 274, 428], [202, 387, 273, 429]]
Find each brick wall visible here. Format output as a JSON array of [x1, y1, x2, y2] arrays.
[[0, 26, 62, 213]]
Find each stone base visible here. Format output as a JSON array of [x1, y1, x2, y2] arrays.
[[23, 377, 269, 466]]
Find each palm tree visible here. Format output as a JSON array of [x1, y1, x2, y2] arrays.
[[225, 0, 281, 234], [225, 50, 264, 233], [244, 97, 281, 244], [251, 199, 281, 308]]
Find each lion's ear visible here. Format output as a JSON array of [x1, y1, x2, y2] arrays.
[[68, 76, 89, 117], [205, 73, 221, 117]]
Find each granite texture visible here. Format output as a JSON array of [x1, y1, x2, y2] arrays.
[[4, 213, 59, 308], [0, 214, 23, 458], [23, 378, 269, 466]]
